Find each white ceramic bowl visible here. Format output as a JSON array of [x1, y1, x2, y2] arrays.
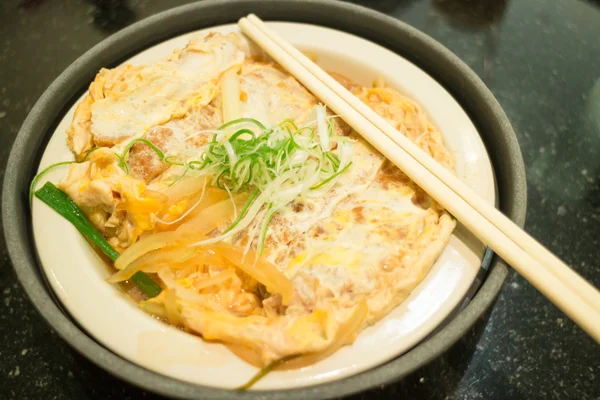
[[31, 22, 494, 390]]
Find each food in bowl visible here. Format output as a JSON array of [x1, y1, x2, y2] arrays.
[[32, 31, 456, 382]]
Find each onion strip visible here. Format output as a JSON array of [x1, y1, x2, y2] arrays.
[[214, 242, 294, 305], [115, 231, 194, 270], [164, 288, 186, 327], [194, 270, 235, 291], [176, 197, 243, 234], [155, 177, 208, 226], [108, 246, 196, 282], [221, 67, 241, 124], [161, 176, 208, 208]]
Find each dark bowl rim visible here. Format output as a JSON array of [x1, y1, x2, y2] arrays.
[[2, 1, 527, 399]]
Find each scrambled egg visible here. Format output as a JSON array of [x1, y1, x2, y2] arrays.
[[67, 33, 245, 157], [61, 32, 456, 366], [59, 148, 165, 249]]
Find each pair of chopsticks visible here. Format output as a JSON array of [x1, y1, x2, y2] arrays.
[[238, 15, 600, 342]]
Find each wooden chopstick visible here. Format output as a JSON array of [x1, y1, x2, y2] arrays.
[[243, 14, 600, 314], [238, 15, 600, 342]]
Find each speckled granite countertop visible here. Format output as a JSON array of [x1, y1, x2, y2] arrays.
[[0, 0, 599, 399]]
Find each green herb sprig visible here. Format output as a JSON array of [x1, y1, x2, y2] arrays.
[[34, 182, 161, 298]]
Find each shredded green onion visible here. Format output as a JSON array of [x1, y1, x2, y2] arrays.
[[34, 182, 162, 298], [173, 107, 355, 252], [30, 161, 75, 205], [32, 106, 353, 263], [235, 354, 302, 391], [29, 147, 100, 204], [257, 203, 276, 256], [163, 155, 185, 166], [310, 161, 353, 190], [116, 138, 166, 174], [218, 117, 266, 132], [222, 189, 260, 235]]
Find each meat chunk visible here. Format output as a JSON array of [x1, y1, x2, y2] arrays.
[[129, 127, 173, 183], [127, 101, 223, 183]]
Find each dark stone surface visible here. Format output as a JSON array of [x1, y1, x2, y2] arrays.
[[0, 0, 598, 399]]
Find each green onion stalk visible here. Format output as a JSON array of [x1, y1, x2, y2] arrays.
[[30, 105, 353, 284]]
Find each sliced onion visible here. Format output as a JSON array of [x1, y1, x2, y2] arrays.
[[118, 196, 244, 271], [164, 288, 186, 327], [221, 67, 241, 124], [158, 186, 229, 229], [108, 246, 196, 282], [176, 197, 240, 234], [115, 231, 192, 270], [161, 176, 207, 208], [194, 270, 235, 291], [336, 138, 354, 168], [213, 242, 294, 305], [316, 105, 330, 151], [171, 251, 224, 270], [188, 186, 273, 246], [275, 183, 303, 206], [156, 184, 228, 230]]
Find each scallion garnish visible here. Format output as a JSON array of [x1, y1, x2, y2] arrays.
[[235, 354, 302, 391], [34, 182, 162, 298], [29, 147, 100, 204], [116, 138, 166, 174], [177, 106, 355, 252], [33, 106, 353, 263]]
